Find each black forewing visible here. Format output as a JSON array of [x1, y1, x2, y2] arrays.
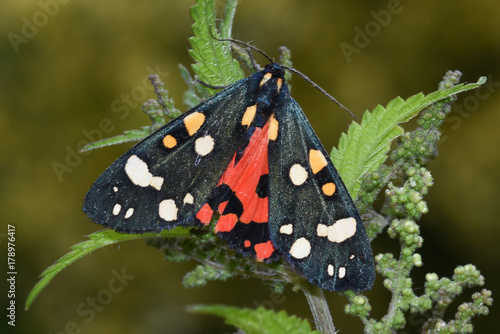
[[84, 74, 262, 232], [268, 96, 375, 291]]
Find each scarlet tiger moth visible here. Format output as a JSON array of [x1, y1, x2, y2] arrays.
[[84, 61, 375, 292]]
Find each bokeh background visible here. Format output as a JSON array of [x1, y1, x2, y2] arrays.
[[1, 0, 499, 333]]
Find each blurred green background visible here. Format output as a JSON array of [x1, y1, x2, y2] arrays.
[[1, 0, 499, 333]]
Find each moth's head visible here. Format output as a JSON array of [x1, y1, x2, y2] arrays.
[[263, 63, 286, 79]]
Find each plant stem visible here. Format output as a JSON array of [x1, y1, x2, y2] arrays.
[[382, 247, 405, 333], [303, 283, 336, 334], [220, 0, 238, 38]]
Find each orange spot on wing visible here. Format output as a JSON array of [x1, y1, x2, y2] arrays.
[[184, 112, 205, 136], [322, 182, 336, 196], [162, 135, 177, 148], [244, 240, 251, 247], [241, 105, 257, 127], [254, 241, 275, 262], [309, 149, 327, 174], [268, 114, 279, 141], [260, 72, 272, 86], [196, 203, 213, 225], [276, 78, 283, 92]]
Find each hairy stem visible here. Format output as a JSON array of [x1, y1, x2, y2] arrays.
[[303, 284, 336, 334], [383, 247, 405, 333]]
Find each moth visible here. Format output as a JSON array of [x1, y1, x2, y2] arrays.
[[84, 59, 375, 292]]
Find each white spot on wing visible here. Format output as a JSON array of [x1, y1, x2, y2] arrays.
[[124, 208, 134, 219], [327, 217, 357, 243], [350, 254, 355, 260], [195, 136, 214, 156], [113, 186, 118, 193], [279, 224, 293, 235], [125, 155, 163, 190], [289, 237, 311, 259], [159, 199, 178, 221], [289, 164, 308, 186], [150, 176, 164, 190], [328, 264, 334, 276], [339, 266, 346, 279], [183, 193, 194, 205], [112, 203, 121, 215], [317, 223, 328, 237], [125, 155, 151, 187]]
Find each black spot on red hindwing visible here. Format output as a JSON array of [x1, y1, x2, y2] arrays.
[[256, 174, 268, 198]]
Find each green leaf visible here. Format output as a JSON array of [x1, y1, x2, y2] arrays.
[[182, 264, 233, 288], [220, 0, 238, 38], [331, 76, 486, 200], [189, 305, 322, 334], [179, 63, 204, 109], [79, 127, 151, 152], [25, 228, 190, 310], [188, 0, 244, 92]]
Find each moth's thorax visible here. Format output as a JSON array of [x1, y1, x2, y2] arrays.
[[254, 63, 288, 118]]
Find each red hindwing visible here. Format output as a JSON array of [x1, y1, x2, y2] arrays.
[[195, 120, 276, 261]]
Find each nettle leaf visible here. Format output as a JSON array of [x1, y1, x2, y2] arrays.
[[189, 0, 243, 93], [189, 305, 322, 334], [80, 127, 151, 152], [25, 228, 190, 309], [331, 76, 486, 200]]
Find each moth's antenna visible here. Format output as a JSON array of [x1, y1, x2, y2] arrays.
[[213, 35, 357, 119], [283, 66, 357, 119], [215, 37, 274, 64]]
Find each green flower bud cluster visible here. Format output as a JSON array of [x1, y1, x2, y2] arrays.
[[420, 268, 492, 333], [384, 166, 433, 220], [142, 74, 182, 132], [346, 70, 492, 333], [344, 292, 371, 318]]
